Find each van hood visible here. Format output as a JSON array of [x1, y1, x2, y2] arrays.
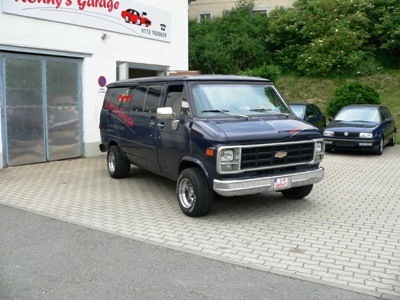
[[193, 117, 321, 144]]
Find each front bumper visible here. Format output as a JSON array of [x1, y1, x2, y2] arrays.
[[213, 167, 324, 197], [324, 138, 380, 150]]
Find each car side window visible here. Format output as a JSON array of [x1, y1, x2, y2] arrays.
[[381, 107, 391, 121], [305, 105, 313, 117], [144, 85, 163, 113], [313, 105, 322, 116], [131, 86, 147, 112]]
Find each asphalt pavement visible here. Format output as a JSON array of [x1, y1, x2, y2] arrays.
[[1, 146, 399, 299], [0, 204, 381, 300]]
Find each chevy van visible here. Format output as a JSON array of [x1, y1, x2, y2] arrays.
[[99, 75, 325, 217]]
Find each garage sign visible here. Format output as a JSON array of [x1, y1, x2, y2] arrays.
[[1, 0, 171, 42]]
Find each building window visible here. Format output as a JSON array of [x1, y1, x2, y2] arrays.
[[198, 12, 212, 22], [252, 8, 268, 15]]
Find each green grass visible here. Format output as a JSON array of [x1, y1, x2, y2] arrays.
[[275, 70, 400, 143]]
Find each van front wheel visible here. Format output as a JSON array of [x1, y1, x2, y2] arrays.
[[177, 168, 214, 217], [107, 145, 130, 178]]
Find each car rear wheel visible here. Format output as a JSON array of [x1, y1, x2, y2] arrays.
[[177, 168, 214, 217], [281, 184, 313, 199], [107, 145, 131, 178]]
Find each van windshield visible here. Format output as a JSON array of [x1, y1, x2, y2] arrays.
[[191, 83, 291, 118]]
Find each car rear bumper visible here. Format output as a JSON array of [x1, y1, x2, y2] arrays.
[[213, 167, 324, 197]]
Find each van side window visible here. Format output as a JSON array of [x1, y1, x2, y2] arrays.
[[144, 85, 163, 113], [131, 86, 147, 112], [103, 87, 132, 112], [165, 85, 190, 117]]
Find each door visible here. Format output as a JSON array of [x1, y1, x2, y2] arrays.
[[157, 84, 191, 180], [126, 85, 163, 173], [1, 53, 82, 167], [46, 59, 81, 161], [4, 56, 45, 166]]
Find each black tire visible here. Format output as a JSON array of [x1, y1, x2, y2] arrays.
[[107, 145, 130, 178], [176, 168, 214, 217], [388, 131, 396, 146], [281, 184, 313, 199], [373, 137, 384, 155]]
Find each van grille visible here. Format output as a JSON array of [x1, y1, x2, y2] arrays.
[[241, 142, 315, 170]]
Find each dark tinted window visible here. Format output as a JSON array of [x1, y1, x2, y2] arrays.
[[144, 85, 163, 113], [313, 104, 322, 116], [305, 105, 313, 117], [165, 85, 191, 117], [131, 86, 146, 112], [103, 87, 132, 112], [380, 107, 392, 120]]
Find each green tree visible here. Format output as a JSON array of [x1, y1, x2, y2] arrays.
[[267, 0, 378, 76], [326, 82, 380, 116], [189, 0, 400, 76], [189, 0, 270, 74], [365, 0, 400, 67]]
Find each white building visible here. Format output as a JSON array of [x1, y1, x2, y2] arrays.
[[189, 0, 295, 21], [0, 0, 188, 168]]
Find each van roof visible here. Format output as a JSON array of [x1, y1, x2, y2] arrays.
[[107, 74, 271, 88]]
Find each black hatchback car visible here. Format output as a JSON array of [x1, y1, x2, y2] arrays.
[[289, 103, 326, 132], [323, 104, 396, 155]]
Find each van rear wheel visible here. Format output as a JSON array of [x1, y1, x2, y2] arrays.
[[107, 145, 130, 178], [281, 184, 313, 199], [177, 168, 214, 217]]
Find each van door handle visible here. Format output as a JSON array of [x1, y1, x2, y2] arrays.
[[149, 120, 156, 127], [157, 122, 165, 129]]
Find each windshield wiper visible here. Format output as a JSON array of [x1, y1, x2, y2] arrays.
[[249, 108, 272, 112], [201, 109, 249, 120], [202, 109, 229, 113]]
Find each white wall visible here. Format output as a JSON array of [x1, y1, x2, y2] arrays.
[[0, 0, 188, 160]]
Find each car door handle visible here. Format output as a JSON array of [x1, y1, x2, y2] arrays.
[[157, 122, 165, 129]]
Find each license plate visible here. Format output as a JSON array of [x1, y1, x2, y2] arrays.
[[274, 177, 289, 189]]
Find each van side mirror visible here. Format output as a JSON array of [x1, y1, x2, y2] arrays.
[[157, 107, 174, 120]]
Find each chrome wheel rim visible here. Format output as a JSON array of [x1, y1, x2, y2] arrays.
[[178, 178, 195, 209], [108, 151, 116, 173]]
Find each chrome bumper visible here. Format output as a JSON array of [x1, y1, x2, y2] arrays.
[[213, 168, 324, 197]]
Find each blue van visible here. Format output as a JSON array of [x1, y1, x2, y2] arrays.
[[99, 75, 325, 217]]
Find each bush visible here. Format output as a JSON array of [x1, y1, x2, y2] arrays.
[[238, 64, 282, 82], [326, 82, 380, 116]]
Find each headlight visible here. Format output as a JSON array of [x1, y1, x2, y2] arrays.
[[359, 132, 373, 138], [218, 148, 240, 173], [323, 130, 334, 137], [315, 141, 323, 153], [220, 149, 234, 162]]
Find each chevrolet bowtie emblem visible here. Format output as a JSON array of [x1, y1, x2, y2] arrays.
[[274, 151, 287, 159]]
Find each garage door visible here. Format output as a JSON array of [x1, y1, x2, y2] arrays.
[[1, 53, 82, 167]]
